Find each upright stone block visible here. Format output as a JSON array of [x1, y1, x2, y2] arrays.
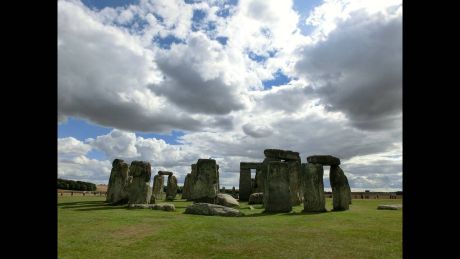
[[287, 160, 302, 206], [166, 175, 178, 201], [301, 163, 326, 212], [189, 159, 219, 203], [152, 174, 164, 200], [106, 159, 130, 204], [182, 173, 191, 200], [263, 161, 292, 213], [239, 167, 251, 201], [330, 165, 350, 210], [127, 161, 152, 204]]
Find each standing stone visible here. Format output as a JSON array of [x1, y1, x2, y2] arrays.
[[231, 186, 237, 199], [287, 160, 302, 206], [127, 161, 152, 204], [254, 167, 264, 193], [239, 167, 251, 201], [166, 175, 178, 201], [152, 174, 165, 200], [106, 159, 130, 204], [263, 161, 292, 213], [259, 157, 280, 194], [330, 165, 350, 210], [217, 164, 220, 193], [301, 163, 326, 212], [189, 159, 219, 203], [344, 174, 352, 204], [182, 173, 191, 200]]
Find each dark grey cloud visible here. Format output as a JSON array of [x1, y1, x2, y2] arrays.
[[151, 34, 246, 115], [295, 8, 402, 131]]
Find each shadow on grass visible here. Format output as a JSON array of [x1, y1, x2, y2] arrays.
[[73, 206, 128, 211], [58, 200, 131, 211]]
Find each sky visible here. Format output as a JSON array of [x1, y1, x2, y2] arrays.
[[58, 0, 402, 191]]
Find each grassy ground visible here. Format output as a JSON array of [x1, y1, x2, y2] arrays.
[[58, 196, 402, 259]]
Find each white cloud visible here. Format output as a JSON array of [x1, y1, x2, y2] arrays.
[[57, 0, 402, 190]]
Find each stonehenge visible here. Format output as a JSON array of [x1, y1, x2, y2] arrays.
[[106, 159, 130, 204], [106, 150, 352, 215], [127, 161, 152, 205], [264, 161, 292, 212], [240, 149, 303, 209], [301, 163, 326, 212], [188, 159, 220, 203], [165, 173, 178, 201], [152, 174, 165, 201], [182, 173, 192, 200], [304, 155, 352, 211]]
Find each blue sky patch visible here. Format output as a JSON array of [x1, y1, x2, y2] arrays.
[[216, 36, 228, 46], [293, 0, 323, 36], [262, 70, 291, 90], [82, 0, 139, 10], [136, 130, 185, 145], [153, 35, 185, 49], [58, 117, 112, 141]]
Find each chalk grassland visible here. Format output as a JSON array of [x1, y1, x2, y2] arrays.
[[58, 197, 402, 259]]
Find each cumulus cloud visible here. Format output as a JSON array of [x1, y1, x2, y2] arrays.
[[296, 1, 402, 130], [57, 0, 402, 190], [58, 137, 92, 156]]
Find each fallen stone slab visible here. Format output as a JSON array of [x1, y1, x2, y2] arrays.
[[128, 204, 155, 209], [248, 192, 264, 204], [216, 193, 239, 208], [264, 149, 300, 161], [306, 155, 340, 166], [152, 203, 176, 211], [377, 204, 402, 210], [184, 203, 244, 217]]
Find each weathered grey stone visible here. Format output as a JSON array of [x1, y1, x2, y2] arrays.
[[248, 192, 264, 204], [216, 193, 239, 208], [301, 163, 326, 212], [152, 203, 176, 211], [239, 167, 251, 201], [106, 159, 130, 204], [128, 203, 175, 211], [257, 157, 279, 196], [264, 149, 300, 161], [128, 204, 155, 209], [240, 162, 262, 170], [330, 165, 350, 211], [253, 167, 264, 193], [158, 171, 173, 176], [345, 175, 352, 205], [263, 161, 292, 212], [184, 203, 244, 216], [189, 159, 219, 203], [127, 161, 152, 204], [182, 173, 192, 200], [166, 175, 178, 201], [307, 155, 340, 166], [217, 164, 220, 194], [231, 186, 237, 199], [152, 174, 164, 200], [287, 160, 302, 206], [377, 204, 402, 210]]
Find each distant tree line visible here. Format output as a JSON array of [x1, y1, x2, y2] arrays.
[[57, 178, 97, 191]]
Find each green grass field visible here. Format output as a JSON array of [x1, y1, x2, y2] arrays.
[[58, 196, 402, 259]]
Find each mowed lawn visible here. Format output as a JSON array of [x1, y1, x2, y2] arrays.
[[58, 196, 402, 259]]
